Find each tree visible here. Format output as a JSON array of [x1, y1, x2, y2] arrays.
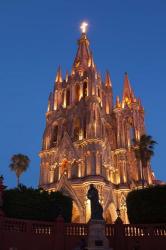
[[126, 185, 166, 224], [3, 186, 72, 222], [133, 134, 157, 188], [9, 154, 30, 186]]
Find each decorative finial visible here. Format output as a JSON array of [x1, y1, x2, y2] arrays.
[[80, 22, 88, 33]]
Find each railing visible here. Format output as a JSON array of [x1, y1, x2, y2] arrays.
[[32, 222, 54, 235], [1, 217, 166, 250], [1, 217, 54, 235], [105, 224, 115, 236], [65, 223, 88, 236], [124, 225, 146, 237], [153, 225, 166, 236], [1, 217, 166, 238], [124, 224, 166, 237], [2, 218, 27, 233]]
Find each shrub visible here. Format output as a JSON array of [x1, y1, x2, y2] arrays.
[[3, 185, 72, 222], [126, 185, 166, 224]]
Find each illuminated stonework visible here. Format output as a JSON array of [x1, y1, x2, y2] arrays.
[[39, 30, 156, 223]]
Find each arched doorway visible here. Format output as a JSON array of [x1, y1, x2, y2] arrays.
[[72, 201, 80, 223], [59, 186, 81, 223], [104, 202, 117, 224]]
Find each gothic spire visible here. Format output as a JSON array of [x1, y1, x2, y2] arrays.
[[55, 65, 63, 83], [88, 51, 95, 68], [72, 23, 95, 72], [116, 96, 121, 108], [65, 71, 69, 82], [105, 71, 112, 88], [122, 72, 135, 103], [73, 33, 91, 71], [47, 92, 53, 112]]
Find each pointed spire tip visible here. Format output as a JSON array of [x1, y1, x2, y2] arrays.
[[122, 71, 135, 102], [55, 65, 62, 83], [105, 70, 112, 87]]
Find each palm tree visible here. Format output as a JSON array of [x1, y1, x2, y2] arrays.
[[133, 134, 157, 188], [9, 154, 30, 187]]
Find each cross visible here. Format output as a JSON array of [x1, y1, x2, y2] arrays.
[[80, 22, 88, 33]]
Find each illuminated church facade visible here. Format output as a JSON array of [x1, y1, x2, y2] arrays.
[[39, 26, 155, 223]]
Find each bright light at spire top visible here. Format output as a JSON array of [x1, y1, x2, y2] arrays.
[[80, 22, 88, 33]]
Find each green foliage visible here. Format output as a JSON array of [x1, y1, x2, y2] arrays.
[[3, 185, 72, 222], [133, 135, 157, 168], [133, 134, 157, 188], [126, 185, 166, 224], [9, 154, 30, 186]]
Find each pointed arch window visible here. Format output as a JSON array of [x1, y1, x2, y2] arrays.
[[75, 84, 80, 102], [73, 118, 80, 141], [54, 166, 59, 181], [130, 127, 135, 144], [98, 88, 100, 98], [83, 82, 87, 98], [62, 91, 65, 108], [51, 125, 58, 146], [49, 170, 54, 183], [66, 89, 70, 106], [71, 161, 79, 178], [83, 116, 86, 138]]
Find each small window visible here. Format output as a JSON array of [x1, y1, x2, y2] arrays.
[[52, 126, 58, 146], [98, 88, 100, 97], [66, 89, 70, 106], [83, 82, 87, 98], [130, 127, 135, 143], [75, 85, 80, 102]]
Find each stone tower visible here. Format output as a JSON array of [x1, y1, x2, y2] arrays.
[[39, 27, 155, 223]]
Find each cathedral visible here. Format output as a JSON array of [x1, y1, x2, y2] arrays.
[[39, 24, 155, 223]]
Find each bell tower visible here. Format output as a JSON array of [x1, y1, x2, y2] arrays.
[[39, 23, 155, 223]]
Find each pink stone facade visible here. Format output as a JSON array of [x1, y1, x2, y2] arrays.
[[39, 32, 155, 223]]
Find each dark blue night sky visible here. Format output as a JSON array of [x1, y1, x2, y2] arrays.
[[0, 0, 166, 187]]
